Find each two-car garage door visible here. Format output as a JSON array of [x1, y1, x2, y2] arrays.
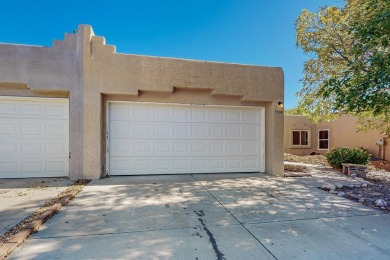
[[0, 97, 69, 178], [108, 102, 264, 175]]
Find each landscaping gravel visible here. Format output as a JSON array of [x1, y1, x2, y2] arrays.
[[285, 153, 390, 214], [342, 180, 390, 213]]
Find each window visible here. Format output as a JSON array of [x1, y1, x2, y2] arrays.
[[291, 130, 310, 147], [318, 130, 329, 150]]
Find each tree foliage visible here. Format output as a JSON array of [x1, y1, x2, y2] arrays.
[[284, 106, 304, 115], [295, 0, 390, 134]]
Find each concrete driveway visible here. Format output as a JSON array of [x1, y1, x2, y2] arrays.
[[0, 178, 73, 237], [9, 173, 390, 260]]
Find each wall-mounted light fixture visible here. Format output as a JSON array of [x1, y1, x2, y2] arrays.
[[278, 101, 284, 108]]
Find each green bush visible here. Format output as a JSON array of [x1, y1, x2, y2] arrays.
[[326, 147, 371, 168]]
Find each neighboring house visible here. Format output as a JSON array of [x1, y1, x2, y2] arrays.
[[0, 25, 284, 179], [284, 114, 389, 161]]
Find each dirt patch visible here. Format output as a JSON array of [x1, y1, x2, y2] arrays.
[[1, 178, 68, 199], [0, 179, 90, 247], [369, 160, 390, 172], [284, 164, 308, 172], [284, 153, 329, 166]]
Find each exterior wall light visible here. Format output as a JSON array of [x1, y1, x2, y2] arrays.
[[278, 101, 284, 108]]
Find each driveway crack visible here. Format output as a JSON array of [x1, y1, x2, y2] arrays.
[[191, 175, 278, 260], [194, 209, 226, 260]]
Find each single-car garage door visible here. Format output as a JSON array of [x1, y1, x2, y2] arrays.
[[0, 97, 69, 178], [108, 102, 264, 175]]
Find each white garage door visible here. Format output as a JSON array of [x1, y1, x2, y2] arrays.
[[0, 97, 69, 178], [108, 102, 264, 175]]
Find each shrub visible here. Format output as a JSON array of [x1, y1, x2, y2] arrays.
[[326, 147, 371, 168]]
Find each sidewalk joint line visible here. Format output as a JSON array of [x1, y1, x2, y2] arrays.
[[191, 174, 278, 260], [30, 223, 241, 240]]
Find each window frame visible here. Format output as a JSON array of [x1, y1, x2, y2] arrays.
[[290, 129, 311, 148], [318, 129, 330, 150]]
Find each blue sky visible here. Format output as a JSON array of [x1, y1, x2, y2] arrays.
[[0, 0, 339, 109]]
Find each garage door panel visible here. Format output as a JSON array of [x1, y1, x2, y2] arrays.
[[21, 161, 42, 173], [226, 159, 241, 170], [21, 103, 42, 115], [0, 102, 18, 114], [154, 142, 171, 153], [110, 121, 131, 136], [0, 119, 68, 138], [110, 122, 260, 140], [191, 124, 208, 137], [243, 125, 260, 138], [0, 122, 18, 134], [1, 140, 68, 157], [45, 104, 67, 117], [45, 121, 68, 135], [154, 108, 170, 119], [108, 102, 264, 175], [21, 142, 42, 154], [0, 97, 69, 178], [109, 156, 261, 175], [192, 159, 208, 171], [173, 124, 189, 137], [243, 141, 260, 153], [0, 100, 68, 119], [0, 158, 68, 178], [153, 123, 172, 138], [243, 110, 261, 123], [173, 108, 190, 121], [0, 162, 18, 174], [135, 124, 153, 137], [243, 158, 259, 169], [110, 103, 263, 125], [0, 142, 17, 154], [110, 140, 260, 157], [21, 122, 42, 135], [134, 141, 152, 153], [110, 140, 131, 153]]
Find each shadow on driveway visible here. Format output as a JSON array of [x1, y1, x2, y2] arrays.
[[9, 173, 390, 259], [0, 178, 73, 237]]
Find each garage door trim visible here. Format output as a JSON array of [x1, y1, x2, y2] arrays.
[[106, 101, 265, 176]]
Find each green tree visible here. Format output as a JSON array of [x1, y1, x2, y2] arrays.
[[284, 106, 304, 115], [295, 0, 390, 133]]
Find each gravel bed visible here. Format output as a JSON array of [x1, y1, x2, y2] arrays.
[[285, 153, 390, 213], [341, 180, 390, 213]]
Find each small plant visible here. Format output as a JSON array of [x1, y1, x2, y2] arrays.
[[326, 147, 370, 168]]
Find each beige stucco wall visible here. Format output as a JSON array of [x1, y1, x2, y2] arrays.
[[0, 24, 284, 179], [0, 32, 84, 179], [284, 115, 389, 161]]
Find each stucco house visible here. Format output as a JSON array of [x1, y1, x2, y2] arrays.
[[284, 114, 389, 161], [0, 25, 284, 179]]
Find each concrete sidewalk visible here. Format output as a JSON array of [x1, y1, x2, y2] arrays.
[[0, 178, 73, 237], [9, 171, 390, 259]]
